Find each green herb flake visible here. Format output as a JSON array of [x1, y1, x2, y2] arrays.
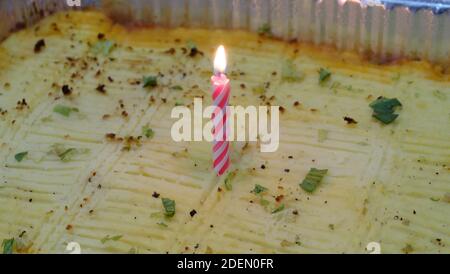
[[92, 40, 115, 56], [272, 204, 285, 214], [186, 40, 197, 50], [59, 148, 89, 162], [281, 60, 303, 82], [53, 105, 79, 117], [373, 112, 399, 124], [252, 84, 266, 95], [60, 149, 74, 161], [224, 170, 237, 191], [157, 222, 168, 228], [258, 23, 271, 36], [369, 97, 402, 124], [318, 68, 332, 84], [15, 152, 28, 162], [41, 116, 53, 122], [171, 85, 183, 91], [433, 90, 447, 100], [430, 197, 440, 202], [260, 198, 270, 207], [162, 198, 176, 217], [142, 126, 154, 139], [50, 144, 90, 162], [59, 148, 76, 160], [329, 81, 341, 91], [253, 184, 268, 194], [300, 168, 328, 193], [143, 76, 157, 88], [100, 235, 122, 244], [2, 238, 14, 254]]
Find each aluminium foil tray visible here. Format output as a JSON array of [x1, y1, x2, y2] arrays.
[[0, 0, 449, 64]]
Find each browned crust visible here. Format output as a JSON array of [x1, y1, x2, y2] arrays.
[[1, 8, 449, 82]]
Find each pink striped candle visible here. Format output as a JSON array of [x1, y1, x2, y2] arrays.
[[211, 45, 230, 176]]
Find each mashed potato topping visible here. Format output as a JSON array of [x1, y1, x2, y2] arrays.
[[0, 11, 449, 254]]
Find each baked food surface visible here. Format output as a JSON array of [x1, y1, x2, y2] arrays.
[[0, 11, 449, 254]]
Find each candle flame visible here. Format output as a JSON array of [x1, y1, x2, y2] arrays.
[[214, 45, 227, 74]]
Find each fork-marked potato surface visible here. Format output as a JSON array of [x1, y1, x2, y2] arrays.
[[0, 11, 449, 254]]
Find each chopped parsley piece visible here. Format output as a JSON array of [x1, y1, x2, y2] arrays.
[[59, 148, 77, 162], [372, 112, 399, 124], [186, 40, 197, 50], [430, 197, 440, 202], [143, 76, 157, 88], [41, 116, 53, 122], [92, 40, 115, 56], [281, 60, 303, 82], [318, 68, 331, 84], [432, 90, 446, 100], [15, 152, 28, 162], [369, 97, 402, 124], [142, 126, 154, 139], [272, 204, 285, 214], [162, 198, 176, 217], [2, 238, 14, 254], [300, 168, 328, 193], [100, 235, 122, 244], [252, 84, 266, 95], [186, 41, 203, 57], [224, 170, 237, 191], [258, 23, 271, 36], [253, 184, 268, 194], [53, 105, 79, 117], [260, 198, 270, 207], [171, 85, 183, 90], [157, 222, 168, 228], [50, 144, 90, 162]]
